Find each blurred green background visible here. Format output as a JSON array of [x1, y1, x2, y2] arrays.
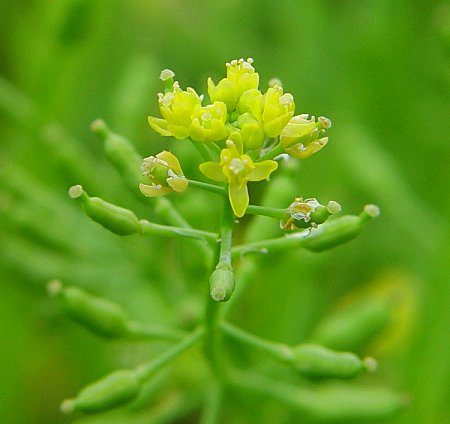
[[1, 0, 449, 423]]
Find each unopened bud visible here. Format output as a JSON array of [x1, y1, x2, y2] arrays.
[[209, 263, 235, 302]]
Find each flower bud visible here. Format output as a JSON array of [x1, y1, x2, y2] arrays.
[[69, 185, 141, 235], [291, 344, 373, 379], [61, 370, 141, 414], [48, 280, 130, 338], [139, 151, 188, 197], [209, 263, 235, 302]]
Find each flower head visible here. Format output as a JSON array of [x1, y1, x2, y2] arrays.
[[281, 115, 331, 159], [148, 81, 202, 140], [208, 58, 259, 112], [139, 151, 188, 197], [199, 138, 278, 217]]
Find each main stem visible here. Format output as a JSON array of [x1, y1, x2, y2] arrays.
[[203, 199, 234, 379]]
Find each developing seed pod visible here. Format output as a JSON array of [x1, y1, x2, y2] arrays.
[[309, 298, 392, 352], [301, 204, 380, 252], [61, 369, 141, 414], [301, 384, 407, 421], [209, 263, 236, 302], [91, 119, 144, 192], [48, 280, 130, 338], [69, 185, 141, 236], [291, 344, 374, 379]]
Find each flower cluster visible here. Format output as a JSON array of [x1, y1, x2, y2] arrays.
[[145, 58, 332, 217]]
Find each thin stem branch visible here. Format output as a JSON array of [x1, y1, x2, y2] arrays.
[[135, 327, 204, 381], [126, 321, 187, 342], [188, 179, 226, 196], [221, 321, 292, 362], [139, 219, 219, 241], [257, 143, 285, 162], [246, 204, 286, 219]]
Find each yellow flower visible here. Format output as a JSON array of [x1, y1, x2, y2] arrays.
[[199, 138, 278, 217], [189, 102, 228, 142], [262, 85, 295, 138], [281, 115, 331, 159], [148, 82, 202, 140], [208, 58, 259, 112], [139, 151, 188, 197]]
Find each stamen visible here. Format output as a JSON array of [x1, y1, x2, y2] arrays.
[[159, 69, 175, 81]]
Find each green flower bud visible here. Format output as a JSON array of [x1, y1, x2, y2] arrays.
[[69, 185, 141, 235], [301, 205, 380, 252], [292, 344, 374, 379], [61, 369, 141, 414], [48, 280, 129, 338], [209, 263, 236, 302]]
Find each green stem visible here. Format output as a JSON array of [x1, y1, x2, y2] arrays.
[[246, 204, 286, 219], [203, 201, 234, 377], [135, 327, 204, 381], [257, 143, 285, 162], [192, 140, 216, 162], [221, 321, 292, 362], [139, 220, 218, 241], [126, 321, 187, 342], [199, 381, 224, 424], [218, 204, 234, 266], [188, 179, 226, 196]]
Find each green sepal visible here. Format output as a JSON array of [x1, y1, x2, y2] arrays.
[[69, 185, 141, 236]]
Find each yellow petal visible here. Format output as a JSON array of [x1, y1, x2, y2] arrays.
[[228, 182, 249, 218], [248, 160, 278, 181], [156, 151, 183, 175], [167, 176, 188, 192], [139, 183, 172, 197], [148, 116, 172, 137], [199, 161, 227, 182], [286, 137, 328, 159]]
